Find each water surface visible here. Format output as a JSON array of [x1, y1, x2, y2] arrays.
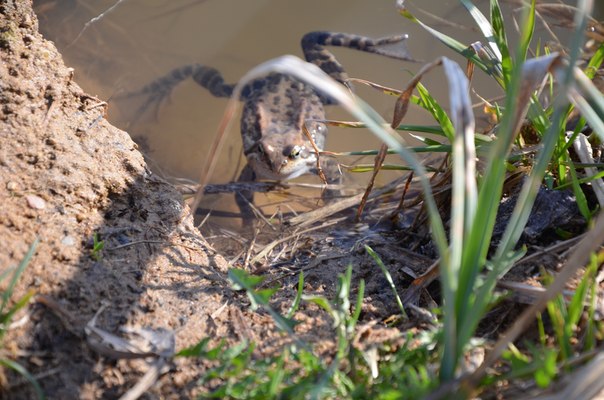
[[36, 0, 565, 223]]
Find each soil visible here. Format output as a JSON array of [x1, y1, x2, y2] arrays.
[[0, 1, 590, 399]]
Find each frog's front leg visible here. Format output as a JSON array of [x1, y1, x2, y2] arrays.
[[301, 31, 412, 102], [235, 160, 343, 222], [314, 156, 346, 202], [235, 163, 258, 222]]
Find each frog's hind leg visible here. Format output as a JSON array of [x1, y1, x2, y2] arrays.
[[301, 31, 412, 103], [114, 64, 236, 120]]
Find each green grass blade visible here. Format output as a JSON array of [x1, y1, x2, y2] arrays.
[[585, 255, 599, 350], [460, 0, 502, 61], [415, 83, 456, 143], [556, 167, 604, 187], [302, 295, 334, 316], [1, 238, 38, 317], [365, 246, 406, 318], [0, 267, 16, 282], [347, 164, 436, 173], [321, 120, 446, 135], [0, 290, 35, 330], [585, 43, 604, 79], [334, 144, 452, 157], [228, 269, 298, 337], [490, 0, 512, 83], [398, 5, 490, 74], [567, 155, 592, 220], [395, 124, 446, 135], [175, 337, 211, 358], [349, 279, 365, 333], [0, 358, 45, 399], [440, 57, 477, 380], [571, 70, 604, 143], [518, 0, 536, 62], [267, 351, 286, 397], [286, 272, 304, 318]]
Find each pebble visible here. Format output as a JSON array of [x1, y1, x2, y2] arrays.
[[26, 194, 46, 209], [61, 235, 75, 246]]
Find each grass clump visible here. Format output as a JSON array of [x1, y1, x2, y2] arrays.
[[179, 267, 441, 399]]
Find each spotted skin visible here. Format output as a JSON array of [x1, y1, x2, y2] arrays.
[[125, 31, 411, 217]]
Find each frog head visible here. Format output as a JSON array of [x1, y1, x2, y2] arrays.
[[247, 131, 316, 180], [244, 98, 328, 181]]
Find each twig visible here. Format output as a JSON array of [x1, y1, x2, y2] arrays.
[[289, 176, 406, 228], [68, 0, 129, 47], [250, 219, 343, 265], [356, 143, 389, 222], [302, 123, 327, 184], [261, 254, 350, 287], [516, 234, 584, 266], [105, 239, 199, 252], [390, 171, 414, 221], [119, 358, 167, 400]]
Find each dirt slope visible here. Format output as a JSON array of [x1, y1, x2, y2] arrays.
[[0, 1, 243, 398]]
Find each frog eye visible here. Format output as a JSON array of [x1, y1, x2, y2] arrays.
[[289, 145, 302, 159]]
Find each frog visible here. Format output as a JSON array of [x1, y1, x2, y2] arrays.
[[122, 31, 412, 218]]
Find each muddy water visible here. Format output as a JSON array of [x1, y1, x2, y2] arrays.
[[35, 0, 542, 223]]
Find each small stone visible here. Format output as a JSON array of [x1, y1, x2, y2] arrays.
[[20, 14, 32, 29], [26, 194, 46, 209], [6, 181, 18, 191], [61, 235, 75, 246]]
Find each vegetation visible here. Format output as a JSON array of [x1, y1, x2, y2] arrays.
[[177, 0, 604, 398]]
